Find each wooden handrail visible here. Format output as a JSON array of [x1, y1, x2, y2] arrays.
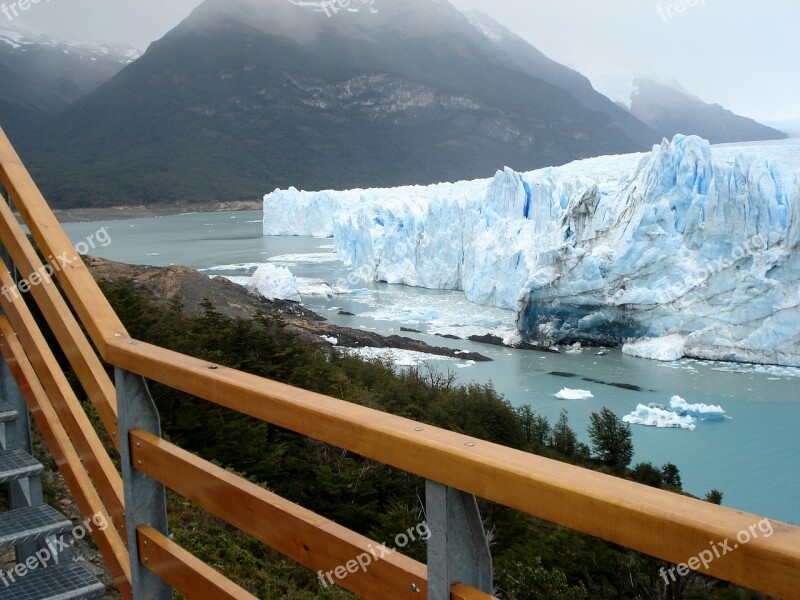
[[0, 128, 127, 354], [130, 430, 430, 600], [0, 265, 125, 531], [137, 526, 258, 600], [0, 198, 119, 444], [107, 338, 800, 600], [0, 315, 132, 597], [451, 584, 498, 600]]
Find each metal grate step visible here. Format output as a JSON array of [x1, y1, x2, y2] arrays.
[[0, 562, 104, 600], [0, 504, 72, 549], [0, 402, 17, 424], [0, 449, 43, 484]]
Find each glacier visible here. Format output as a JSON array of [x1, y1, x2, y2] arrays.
[[263, 136, 800, 367]]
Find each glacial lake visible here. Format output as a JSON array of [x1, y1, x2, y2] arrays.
[[63, 210, 800, 525]]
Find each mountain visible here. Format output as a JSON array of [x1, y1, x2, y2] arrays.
[[629, 76, 787, 144], [19, 0, 651, 208], [266, 136, 800, 367], [463, 11, 658, 148], [0, 27, 140, 141]]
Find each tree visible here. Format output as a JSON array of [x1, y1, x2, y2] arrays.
[[631, 462, 664, 488], [552, 409, 578, 458], [515, 405, 536, 444], [515, 406, 551, 447], [587, 408, 633, 471], [705, 489, 724, 505], [661, 463, 682, 490], [531, 414, 552, 448]]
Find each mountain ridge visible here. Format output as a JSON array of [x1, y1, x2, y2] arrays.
[[0, 26, 140, 141], [17, 0, 651, 207], [630, 76, 787, 144]]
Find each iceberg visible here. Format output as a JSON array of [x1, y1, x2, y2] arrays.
[[263, 136, 800, 367], [246, 264, 301, 302], [623, 404, 697, 430], [667, 395, 727, 421], [555, 388, 594, 400], [623, 395, 727, 431]]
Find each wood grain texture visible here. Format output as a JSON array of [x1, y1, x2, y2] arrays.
[[110, 339, 800, 600], [130, 430, 430, 600], [137, 526, 258, 600], [0, 199, 119, 444]]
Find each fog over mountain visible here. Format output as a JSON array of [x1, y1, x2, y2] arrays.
[[0, 26, 139, 139], [630, 76, 787, 144]]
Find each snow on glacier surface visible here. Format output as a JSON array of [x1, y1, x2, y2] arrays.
[[263, 135, 800, 366]]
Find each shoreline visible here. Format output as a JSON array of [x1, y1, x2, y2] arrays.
[[49, 200, 262, 224]]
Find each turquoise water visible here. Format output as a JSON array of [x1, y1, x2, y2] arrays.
[[63, 211, 800, 524]]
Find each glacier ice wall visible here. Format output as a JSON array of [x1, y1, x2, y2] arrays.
[[263, 136, 800, 366]]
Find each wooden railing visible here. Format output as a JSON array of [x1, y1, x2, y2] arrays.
[[0, 125, 798, 600]]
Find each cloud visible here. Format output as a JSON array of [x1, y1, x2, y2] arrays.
[[9, 0, 799, 122]]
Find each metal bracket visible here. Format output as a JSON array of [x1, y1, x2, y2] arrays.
[[425, 480, 493, 599], [116, 368, 171, 600]]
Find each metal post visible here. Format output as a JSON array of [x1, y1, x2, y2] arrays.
[[425, 480, 493, 599], [116, 367, 171, 600]]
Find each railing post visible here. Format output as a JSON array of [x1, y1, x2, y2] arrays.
[[116, 367, 171, 600], [425, 480, 493, 600]]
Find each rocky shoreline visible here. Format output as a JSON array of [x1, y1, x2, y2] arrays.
[[87, 257, 491, 363]]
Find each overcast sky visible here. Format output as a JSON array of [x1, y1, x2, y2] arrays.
[[8, 0, 799, 122]]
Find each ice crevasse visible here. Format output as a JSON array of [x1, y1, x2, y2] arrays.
[[263, 136, 800, 367]]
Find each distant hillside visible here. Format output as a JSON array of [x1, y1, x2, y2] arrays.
[[0, 26, 139, 142], [464, 11, 658, 148], [19, 0, 650, 208], [630, 76, 787, 144]]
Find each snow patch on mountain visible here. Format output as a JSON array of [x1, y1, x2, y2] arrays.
[[0, 26, 141, 63]]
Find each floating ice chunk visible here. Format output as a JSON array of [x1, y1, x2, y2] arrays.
[[297, 278, 335, 298], [668, 395, 727, 421], [623, 404, 697, 430], [565, 342, 583, 354], [200, 262, 263, 273], [340, 347, 454, 367], [555, 388, 594, 400], [246, 264, 301, 302], [623, 335, 686, 362]]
